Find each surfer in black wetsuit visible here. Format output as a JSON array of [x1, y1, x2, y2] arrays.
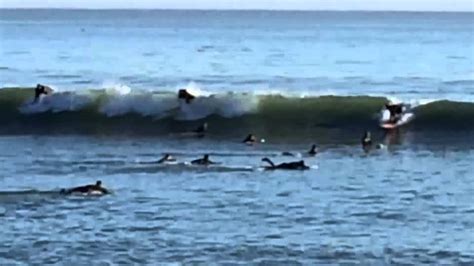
[[191, 154, 216, 165], [308, 144, 318, 156], [33, 84, 53, 103], [243, 134, 257, 145], [61, 180, 109, 195], [385, 102, 404, 123], [178, 89, 195, 104], [261, 158, 309, 170]]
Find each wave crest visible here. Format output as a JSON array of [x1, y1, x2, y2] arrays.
[[1, 87, 474, 136]]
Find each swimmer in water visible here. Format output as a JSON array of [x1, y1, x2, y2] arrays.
[[178, 89, 195, 104], [308, 144, 318, 156], [191, 154, 216, 165], [243, 134, 257, 145], [261, 158, 309, 170], [33, 84, 53, 103], [361, 131, 372, 151], [61, 180, 109, 195], [157, 154, 176, 164]]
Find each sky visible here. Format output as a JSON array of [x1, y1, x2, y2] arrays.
[[0, 0, 473, 12]]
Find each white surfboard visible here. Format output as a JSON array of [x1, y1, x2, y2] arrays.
[[380, 112, 415, 129]]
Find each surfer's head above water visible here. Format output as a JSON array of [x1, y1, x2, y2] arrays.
[[91, 180, 109, 194], [62, 180, 109, 195], [308, 144, 318, 156]]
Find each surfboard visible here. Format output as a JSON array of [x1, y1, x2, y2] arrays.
[[380, 113, 415, 129]]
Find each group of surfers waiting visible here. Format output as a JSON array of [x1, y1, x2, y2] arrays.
[[62, 132, 383, 197], [61, 143, 317, 196]]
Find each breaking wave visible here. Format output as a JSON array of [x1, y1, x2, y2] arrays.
[[1, 86, 474, 136]]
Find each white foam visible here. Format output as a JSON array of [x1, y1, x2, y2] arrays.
[[100, 92, 178, 117], [19, 93, 92, 114], [175, 92, 259, 120], [97, 85, 259, 119], [15, 83, 474, 118], [102, 81, 132, 95], [176, 82, 210, 97]]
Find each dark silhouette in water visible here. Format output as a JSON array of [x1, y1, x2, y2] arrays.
[[194, 123, 207, 133], [61, 180, 109, 195], [33, 84, 53, 103], [243, 134, 257, 145], [191, 154, 216, 165], [384, 102, 404, 123], [283, 144, 318, 157], [308, 144, 318, 156], [261, 157, 309, 170], [178, 89, 195, 104], [194, 122, 208, 137], [157, 154, 176, 164], [361, 131, 372, 152]]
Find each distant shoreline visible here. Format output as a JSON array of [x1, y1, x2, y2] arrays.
[[0, 8, 472, 14]]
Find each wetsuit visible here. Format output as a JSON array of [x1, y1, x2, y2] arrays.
[[63, 184, 109, 195], [178, 89, 195, 104], [385, 104, 404, 123], [33, 84, 54, 103]]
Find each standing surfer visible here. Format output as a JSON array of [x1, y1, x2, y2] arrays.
[[33, 84, 53, 103], [178, 89, 195, 104], [384, 101, 404, 123]]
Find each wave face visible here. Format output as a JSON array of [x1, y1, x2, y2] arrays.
[[1, 87, 474, 136]]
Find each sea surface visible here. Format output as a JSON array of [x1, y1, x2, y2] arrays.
[[0, 9, 473, 265]]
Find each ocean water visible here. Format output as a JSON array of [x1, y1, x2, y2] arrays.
[[1, 10, 474, 100], [0, 9, 474, 265]]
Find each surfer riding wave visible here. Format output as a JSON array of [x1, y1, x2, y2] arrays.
[[379, 100, 415, 129], [384, 101, 405, 124]]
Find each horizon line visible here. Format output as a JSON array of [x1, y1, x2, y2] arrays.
[[0, 7, 473, 13]]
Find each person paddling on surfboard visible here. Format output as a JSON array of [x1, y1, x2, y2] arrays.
[[33, 84, 53, 103], [191, 154, 216, 165], [61, 180, 109, 195]]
